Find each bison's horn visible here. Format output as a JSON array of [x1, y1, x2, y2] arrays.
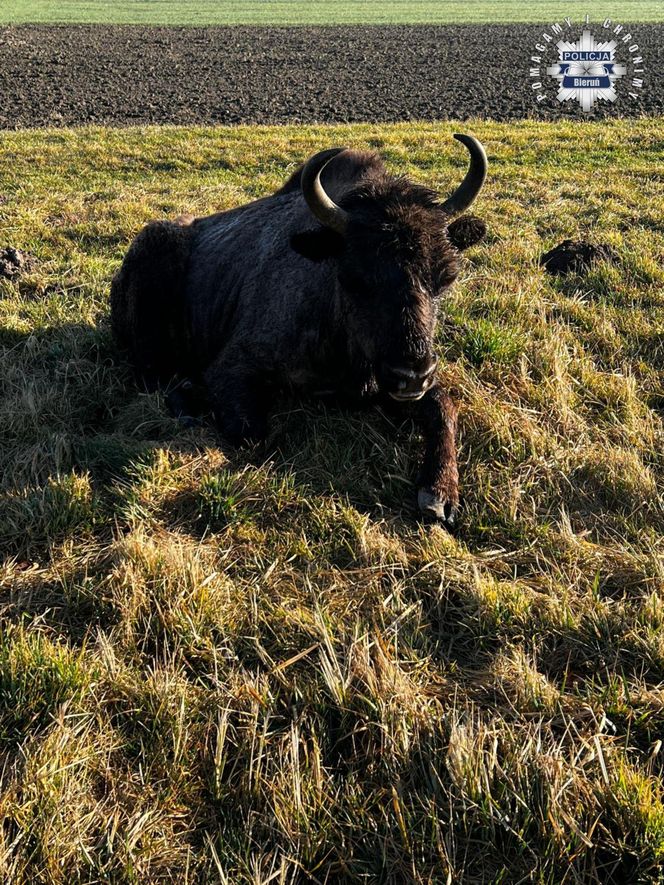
[[301, 148, 349, 235], [440, 134, 488, 216]]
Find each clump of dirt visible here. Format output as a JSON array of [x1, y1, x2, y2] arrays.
[[0, 247, 35, 280], [540, 240, 617, 276]]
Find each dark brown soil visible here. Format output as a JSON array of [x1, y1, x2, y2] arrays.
[[540, 240, 618, 276], [0, 23, 661, 127]]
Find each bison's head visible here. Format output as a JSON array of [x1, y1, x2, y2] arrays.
[[291, 136, 487, 401]]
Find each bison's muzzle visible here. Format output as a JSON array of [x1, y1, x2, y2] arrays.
[[385, 357, 438, 401]]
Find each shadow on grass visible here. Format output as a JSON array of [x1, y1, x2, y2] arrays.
[[3, 320, 662, 689]]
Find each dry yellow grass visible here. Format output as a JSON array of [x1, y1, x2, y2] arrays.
[[1, 119, 663, 882]]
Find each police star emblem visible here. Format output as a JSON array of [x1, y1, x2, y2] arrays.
[[547, 29, 626, 112]]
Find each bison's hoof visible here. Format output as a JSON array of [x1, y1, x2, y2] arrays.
[[417, 487, 459, 530]]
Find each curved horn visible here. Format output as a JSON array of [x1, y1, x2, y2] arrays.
[[301, 148, 349, 235], [440, 134, 488, 216]]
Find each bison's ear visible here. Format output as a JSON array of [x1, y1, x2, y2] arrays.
[[446, 215, 487, 252], [290, 228, 345, 262]]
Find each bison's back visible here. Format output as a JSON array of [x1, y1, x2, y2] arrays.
[[111, 218, 194, 386], [184, 193, 325, 364]]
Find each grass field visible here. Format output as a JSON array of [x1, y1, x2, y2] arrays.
[[1, 119, 664, 882], [2, 0, 664, 25]]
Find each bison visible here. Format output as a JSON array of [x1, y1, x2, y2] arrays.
[[111, 135, 488, 529]]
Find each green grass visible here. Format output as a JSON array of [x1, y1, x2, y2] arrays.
[[2, 0, 664, 25], [1, 119, 664, 882]]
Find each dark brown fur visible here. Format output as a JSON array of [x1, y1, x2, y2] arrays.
[[110, 218, 194, 387], [111, 150, 486, 527]]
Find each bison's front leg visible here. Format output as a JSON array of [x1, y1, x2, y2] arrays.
[[204, 359, 269, 447], [412, 382, 459, 530]]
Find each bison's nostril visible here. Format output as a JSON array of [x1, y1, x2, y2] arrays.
[[387, 363, 437, 401], [389, 361, 437, 382]]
